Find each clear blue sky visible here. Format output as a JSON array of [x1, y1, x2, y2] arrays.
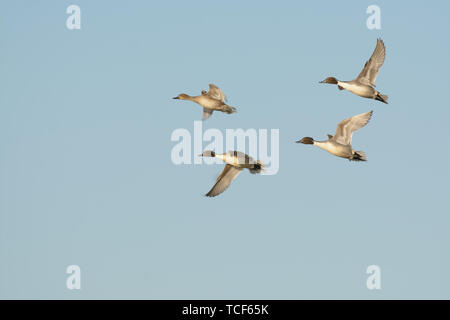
[[1, 0, 449, 299]]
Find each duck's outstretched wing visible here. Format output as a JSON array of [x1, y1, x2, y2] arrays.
[[202, 108, 214, 120], [206, 83, 227, 102], [332, 110, 373, 145], [356, 38, 386, 87], [205, 164, 242, 197]]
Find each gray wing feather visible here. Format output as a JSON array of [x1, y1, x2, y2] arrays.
[[202, 108, 214, 120], [332, 111, 373, 145], [356, 39, 386, 87], [207, 83, 227, 102], [205, 165, 242, 197], [228, 151, 257, 165]]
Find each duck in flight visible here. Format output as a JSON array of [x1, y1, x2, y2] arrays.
[[199, 150, 264, 197], [296, 110, 373, 161], [320, 39, 388, 104], [173, 84, 237, 120]]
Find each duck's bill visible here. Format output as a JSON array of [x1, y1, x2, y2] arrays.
[[319, 80, 325, 83], [172, 96, 179, 99]]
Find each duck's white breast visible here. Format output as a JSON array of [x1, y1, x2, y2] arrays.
[[215, 153, 236, 165], [314, 141, 351, 158], [338, 81, 373, 97]]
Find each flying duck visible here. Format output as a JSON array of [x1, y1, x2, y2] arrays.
[[173, 84, 237, 120], [296, 110, 373, 161], [320, 39, 388, 104], [199, 150, 264, 197]]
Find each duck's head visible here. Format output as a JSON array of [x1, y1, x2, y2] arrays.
[[172, 93, 191, 100], [199, 150, 216, 157], [296, 137, 314, 145], [319, 77, 338, 84]]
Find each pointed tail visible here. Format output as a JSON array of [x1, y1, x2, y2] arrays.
[[375, 92, 388, 104], [224, 105, 237, 114], [351, 151, 367, 162], [249, 161, 265, 174]]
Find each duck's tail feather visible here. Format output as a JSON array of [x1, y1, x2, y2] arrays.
[[375, 92, 388, 104], [350, 151, 367, 162], [249, 161, 265, 174], [224, 105, 237, 114]]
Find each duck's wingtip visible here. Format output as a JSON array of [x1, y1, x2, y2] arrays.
[[204, 192, 216, 198]]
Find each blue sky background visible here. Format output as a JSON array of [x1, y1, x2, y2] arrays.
[[1, 0, 449, 299]]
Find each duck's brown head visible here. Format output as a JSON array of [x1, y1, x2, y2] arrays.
[[172, 93, 191, 100], [199, 150, 216, 157], [319, 77, 338, 84], [296, 137, 314, 145]]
